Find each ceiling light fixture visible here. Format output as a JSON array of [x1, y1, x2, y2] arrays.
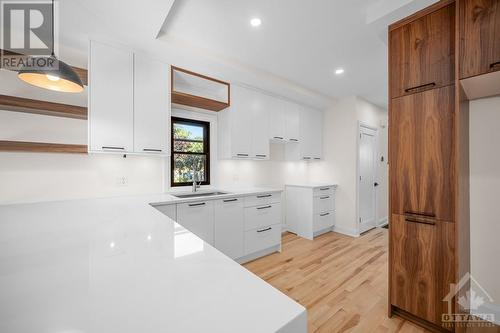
[[250, 18, 262, 27], [17, 0, 84, 93], [335, 68, 345, 75]]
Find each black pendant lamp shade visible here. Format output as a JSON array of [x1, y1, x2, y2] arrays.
[[17, 0, 84, 93], [18, 56, 84, 93]]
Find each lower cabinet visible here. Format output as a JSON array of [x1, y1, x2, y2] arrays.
[[155, 192, 282, 262], [390, 214, 455, 328], [214, 198, 244, 259], [285, 184, 337, 240], [176, 201, 215, 246]]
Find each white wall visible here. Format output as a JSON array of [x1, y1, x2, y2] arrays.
[[308, 96, 388, 236], [469, 96, 500, 320]]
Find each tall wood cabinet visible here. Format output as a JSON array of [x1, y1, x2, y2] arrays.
[[388, 1, 475, 332]]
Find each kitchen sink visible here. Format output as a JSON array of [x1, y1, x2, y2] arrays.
[[171, 191, 230, 199]]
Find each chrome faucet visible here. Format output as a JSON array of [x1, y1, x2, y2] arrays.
[[192, 166, 201, 192]]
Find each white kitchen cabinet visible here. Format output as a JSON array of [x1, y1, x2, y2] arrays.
[[268, 96, 286, 142], [284, 101, 300, 143], [214, 197, 244, 259], [218, 85, 269, 160], [286, 107, 323, 161], [285, 184, 337, 240], [310, 108, 323, 159], [89, 40, 134, 153], [155, 204, 176, 220], [133, 54, 170, 155], [177, 201, 215, 245]]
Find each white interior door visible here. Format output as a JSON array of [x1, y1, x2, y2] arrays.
[[358, 125, 377, 233]]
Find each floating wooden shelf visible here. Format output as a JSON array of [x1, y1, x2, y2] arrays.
[[0, 49, 88, 86], [0, 94, 87, 119], [172, 91, 229, 111], [171, 66, 230, 112], [0, 141, 87, 154]]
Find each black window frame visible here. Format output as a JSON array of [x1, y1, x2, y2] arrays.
[[171, 117, 211, 187]]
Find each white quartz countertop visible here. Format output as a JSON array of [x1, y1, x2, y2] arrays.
[[285, 183, 338, 189], [0, 191, 306, 333]]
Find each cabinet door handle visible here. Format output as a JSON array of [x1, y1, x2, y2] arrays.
[[257, 194, 272, 198], [257, 227, 272, 233], [490, 61, 500, 69], [143, 148, 162, 152], [320, 196, 330, 200], [236, 153, 249, 157], [102, 146, 125, 150], [303, 157, 312, 160], [320, 212, 330, 217], [255, 154, 267, 158], [273, 136, 284, 140], [405, 217, 435, 226], [289, 138, 299, 142], [320, 188, 330, 191], [404, 82, 436, 93], [314, 157, 321, 160], [188, 202, 206, 207], [223, 198, 238, 203], [404, 211, 436, 218], [257, 205, 272, 210]]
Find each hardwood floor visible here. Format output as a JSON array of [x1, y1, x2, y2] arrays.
[[243, 229, 431, 333]]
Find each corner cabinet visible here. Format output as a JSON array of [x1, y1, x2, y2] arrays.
[[89, 40, 171, 156]]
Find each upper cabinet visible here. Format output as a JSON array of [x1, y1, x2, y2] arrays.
[[134, 55, 170, 155], [460, 0, 500, 79], [89, 41, 170, 155], [89, 41, 134, 153], [389, 3, 455, 98], [286, 107, 323, 161], [269, 98, 300, 143]]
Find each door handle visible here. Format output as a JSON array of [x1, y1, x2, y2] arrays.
[[404, 82, 436, 93], [374, 182, 379, 187]]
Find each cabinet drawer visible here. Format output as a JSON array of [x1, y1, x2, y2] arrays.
[[244, 225, 281, 255], [244, 192, 281, 207], [313, 195, 335, 213], [313, 212, 335, 232], [244, 203, 281, 231], [313, 186, 334, 197]]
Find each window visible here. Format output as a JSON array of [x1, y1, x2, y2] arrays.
[[171, 117, 210, 187]]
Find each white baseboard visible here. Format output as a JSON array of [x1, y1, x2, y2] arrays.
[[378, 216, 388, 227], [333, 225, 360, 238]]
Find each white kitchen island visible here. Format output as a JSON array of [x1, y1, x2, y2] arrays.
[[0, 194, 306, 333]]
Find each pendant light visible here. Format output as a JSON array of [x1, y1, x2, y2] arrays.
[[17, 0, 83, 93]]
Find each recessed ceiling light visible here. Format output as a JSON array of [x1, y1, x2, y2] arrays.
[[250, 18, 262, 27], [335, 68, 345, 75]]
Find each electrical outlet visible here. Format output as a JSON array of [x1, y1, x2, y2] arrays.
[[116, 176, 128, 187]]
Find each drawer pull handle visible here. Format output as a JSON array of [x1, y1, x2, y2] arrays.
[[320, 196, 330, 200], [289, 138, 299, 142], [320, 213, 330, 217], [143, 148, 162, 152], [102, 146, 125, 150], [314, 157, 321, 160], [404, 211, 436, 218], [273, 136, 284, 140], [223, 198, 238, 203], [188, 202, 206, 207], [320, 188, 330, 191], [257, 227, 272, 233], [236, 153, 249, 157], [404, 82, 436, 93], [257, 205, 272, 210], [257, 194, 272, 198], [490, 61, 500, 69], [405, 217, 435, 226], [255, 154, 267, 158], [303, 157, 312, 160]]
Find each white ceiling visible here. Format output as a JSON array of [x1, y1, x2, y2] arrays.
[[160, 0, 389, 108]]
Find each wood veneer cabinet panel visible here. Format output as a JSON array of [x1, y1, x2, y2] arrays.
[[390, 85, 455, 221], [390, 3, 456, 98], [390, 214, 456, 329], [460, 0, 500, 78]]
